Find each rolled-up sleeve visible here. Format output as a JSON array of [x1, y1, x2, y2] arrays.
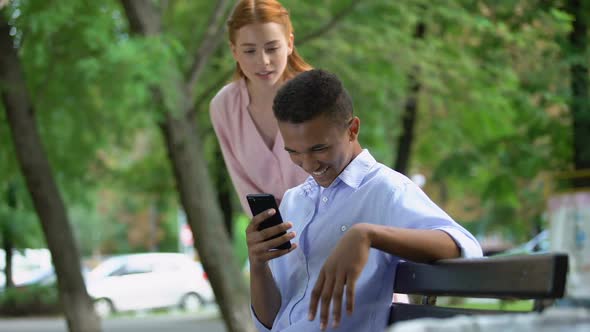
[[437, 226, 483, 258]]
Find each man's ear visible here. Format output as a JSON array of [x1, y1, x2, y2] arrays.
[[349, 117, 360, 141]]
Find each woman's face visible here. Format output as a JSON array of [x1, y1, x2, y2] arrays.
[[231, 22, 293, 88]]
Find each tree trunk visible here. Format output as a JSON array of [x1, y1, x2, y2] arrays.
[[2, 183, 16, 289], [0, 16, 101, 332], [160, 114, 253, 332], [567, 0, 590, 187], [394, 22, 425, 175], [1, 231, 14, 289], [120, 1, 254, 331], [214, 146, 234, 237]]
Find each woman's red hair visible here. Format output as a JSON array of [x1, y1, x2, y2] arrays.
[[227, 0, 312, 81]]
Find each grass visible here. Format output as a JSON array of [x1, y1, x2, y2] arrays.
[[441, 298, 534, 311]]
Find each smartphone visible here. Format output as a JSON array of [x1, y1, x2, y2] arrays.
[[246, 193, 292, 250]]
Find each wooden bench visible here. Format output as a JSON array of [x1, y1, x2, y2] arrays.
[[388, 253, 569, 324]]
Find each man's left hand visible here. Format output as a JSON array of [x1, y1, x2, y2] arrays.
[[308, 223, 371, 330]]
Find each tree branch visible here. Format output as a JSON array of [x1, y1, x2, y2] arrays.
[[185, 0, 231, 100], [192, 66, 233, 116], [120, 0, 161, 35], [298, 0, 362, 44]]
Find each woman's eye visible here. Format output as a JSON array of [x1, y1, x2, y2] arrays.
[[266, 47, 279, 53], [244, 49, 255, 54]]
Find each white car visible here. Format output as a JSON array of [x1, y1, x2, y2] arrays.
[[0, 248, 53, 291], [86, 253, 214, 316]]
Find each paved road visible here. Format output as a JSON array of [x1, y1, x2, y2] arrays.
[[0, 311, 227, 332]]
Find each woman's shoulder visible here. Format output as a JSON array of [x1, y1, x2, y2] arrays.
[[210, 79, 245, 110]]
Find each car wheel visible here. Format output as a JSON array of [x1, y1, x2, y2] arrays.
[[180, 293, 203, 312], [94, 298, 115, 317]]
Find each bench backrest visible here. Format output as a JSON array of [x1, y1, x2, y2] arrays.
[[388, 253, 568, 324]]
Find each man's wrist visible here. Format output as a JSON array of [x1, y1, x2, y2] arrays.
[[352, 223, 374, 248], [250, 260, 268, 273]]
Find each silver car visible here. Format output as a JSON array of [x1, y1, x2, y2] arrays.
[[86, 252, 214, 316]]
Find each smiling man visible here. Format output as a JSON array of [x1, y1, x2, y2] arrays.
[[245, 69, 482, 332]]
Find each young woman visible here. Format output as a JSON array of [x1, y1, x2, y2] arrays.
[[210, 0, 312, 215]]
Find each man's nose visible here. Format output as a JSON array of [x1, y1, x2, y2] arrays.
[[300, 153, 317, 173]]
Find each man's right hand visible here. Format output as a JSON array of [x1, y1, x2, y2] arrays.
[[246, 208, 297, 268]]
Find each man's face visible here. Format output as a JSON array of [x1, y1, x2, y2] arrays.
[[279, 114, 360, 188]]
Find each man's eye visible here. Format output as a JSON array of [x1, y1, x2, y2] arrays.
[[244, 49, 255, 54]]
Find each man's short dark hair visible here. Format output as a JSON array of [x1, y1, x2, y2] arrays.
[[273, 69, 353, 127]]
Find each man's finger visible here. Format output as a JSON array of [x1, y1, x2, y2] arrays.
[[250, 208, 276, 229], [263, 230, 295, 249], [345, 273, 357, 316], [247, 220, 292, 246], [308, 271, 325, 322], [258, 220, 293, 242], [331, 273, 346, 328], [318, 275, 335, 331], [260, 243, 298, 261]]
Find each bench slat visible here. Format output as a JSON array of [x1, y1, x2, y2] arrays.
[[389, 303, 528, 324], [393, 253, 568, 299]]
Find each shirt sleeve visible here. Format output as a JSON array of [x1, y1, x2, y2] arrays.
[[437, 226, 483, 258], [389, 181, 483, 258], [210, 94, 263, 216]]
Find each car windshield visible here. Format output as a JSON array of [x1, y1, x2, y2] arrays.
[[88, 256, 127, 279]]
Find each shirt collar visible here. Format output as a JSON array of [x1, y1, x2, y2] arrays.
[[338, 149, 375, 189], [299, 149, 376, 196]]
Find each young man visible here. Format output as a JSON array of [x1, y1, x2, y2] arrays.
[[246, 69, 482, 332]]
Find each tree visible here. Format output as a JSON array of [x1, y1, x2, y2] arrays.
[[566, 0, 590, 187], [1, 183, 16, 289], [118, 1, 254, 331], [394, 20, 425, 175], [0, 12, 101, 332]]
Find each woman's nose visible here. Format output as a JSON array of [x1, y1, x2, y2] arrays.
[[258, 51, 270, 66]]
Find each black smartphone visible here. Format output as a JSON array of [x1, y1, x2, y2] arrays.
[[246, 193, 292, 250]]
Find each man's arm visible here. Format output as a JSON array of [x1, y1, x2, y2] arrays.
[[250, 262, 281, 328], [363, 224, 460, 262], [307, 223, 461, 330], [247, 209, 298, 329]]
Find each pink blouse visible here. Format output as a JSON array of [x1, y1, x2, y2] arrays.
[[210, 78, 309, 215]]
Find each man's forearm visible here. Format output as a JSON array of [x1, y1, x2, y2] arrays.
[[250, 262, 282, 328], [359, 223, 461, 262]]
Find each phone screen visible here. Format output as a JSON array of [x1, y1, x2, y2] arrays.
[[246, 194, 291, 250]]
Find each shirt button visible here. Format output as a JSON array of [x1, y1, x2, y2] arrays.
[[322, 196, 328, 203], [341, 225, 347, 232]]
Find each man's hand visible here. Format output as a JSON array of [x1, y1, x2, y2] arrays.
[[246, 208, 297, 268], [308, 224, 371, 330]]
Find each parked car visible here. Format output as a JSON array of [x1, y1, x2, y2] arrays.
[[86, 252, 214, 316], [0, 248, 54, 291]]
